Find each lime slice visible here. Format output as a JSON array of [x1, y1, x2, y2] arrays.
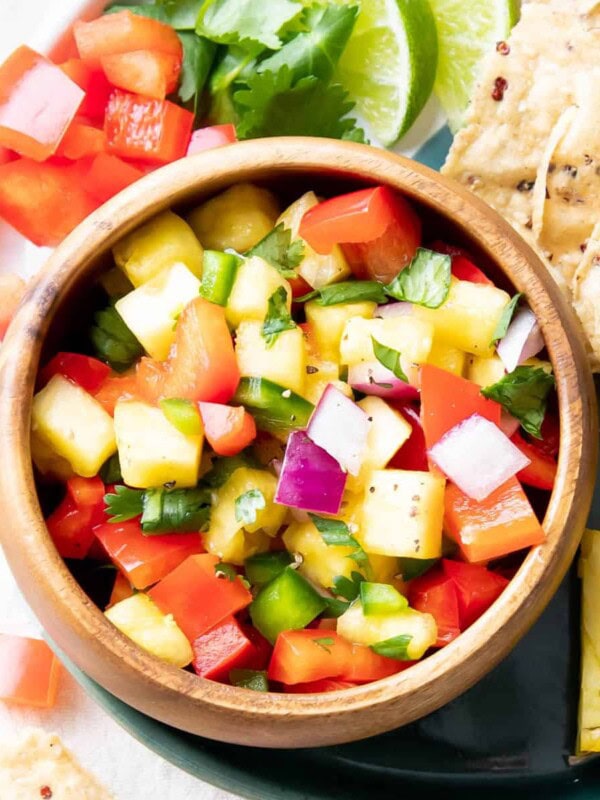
[[429, 0, 520, 132], [333, 0, 438, 147]]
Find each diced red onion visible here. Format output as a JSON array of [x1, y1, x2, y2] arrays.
[[274, 431, 346, 514], [307, 384, 369, 476], [374, 302, 413, 319], [499, 410, 520, 439], [347, 361, 419, 401], [428, 413, 531, 501], [497, 307, 544, 373]]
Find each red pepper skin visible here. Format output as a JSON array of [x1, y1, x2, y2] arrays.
[[100, 50, 182, 101], [388, 403, 428, 471], [93, 372, 139, 416], [512, 431, 557, 491], [192, 617, 255, 681], [429, 240, 494, 285], [441, 559, 509, 628], [84, 152, 145, 204], [240, 625, 272, 671], [408, 568, 461, 647], [55, 121, 106, 160], [199, 402, 257, 456], [59, 59, 113, 122], [0, 46, 84, 161], [186, 124, 238, 155], [0, 634, 61, 708], [46, 476, 105, 560], [268, 629, 351, 684], [39, 353, 110, 394]]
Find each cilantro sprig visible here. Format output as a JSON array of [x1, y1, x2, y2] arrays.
[[247, 223, 304, 278], [235, 489, 266, 525], [371, 337, 408, 382], [385, 248, 451, 309], [262, 287, 296, 347], [309, 514, 369, 570], [481, 365, 555, 439], [104, 485, 211, 532]]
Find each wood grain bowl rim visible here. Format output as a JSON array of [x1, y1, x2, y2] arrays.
[[0, 138, 596, 748]]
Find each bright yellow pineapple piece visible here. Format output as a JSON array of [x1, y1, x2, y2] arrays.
[[226, 256, 291, 329], [339, 316, 434, 368], [305, 300, 376, 362], [235, 320, 306, 395]]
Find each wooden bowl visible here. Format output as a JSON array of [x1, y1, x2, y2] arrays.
[[0, 138, 596, 748]]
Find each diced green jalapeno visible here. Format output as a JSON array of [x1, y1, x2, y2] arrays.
[[360, 582, 408, 616], [244, 551, 293, 586], [234, 377, 313, 435], [250, 567, 326, 643], [229, 669, 269, 692], [200, 250, 241, 306], [160, 398, 203, 435]]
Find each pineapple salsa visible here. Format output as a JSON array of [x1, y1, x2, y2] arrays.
[[32, 183, 558, 693]]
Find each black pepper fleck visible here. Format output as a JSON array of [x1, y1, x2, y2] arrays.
[[516, 179, 534, 192], [306, 365, 319, 375], [367, 416, 373, 422], [369, 486, 375, 494], [581, 243, 588, 253]]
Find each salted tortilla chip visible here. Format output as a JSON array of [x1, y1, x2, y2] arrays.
[[0, 728, 113, 800]]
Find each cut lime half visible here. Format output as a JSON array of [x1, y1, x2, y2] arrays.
[[429, 0, 520, 132], [334, 0, 439, 147]]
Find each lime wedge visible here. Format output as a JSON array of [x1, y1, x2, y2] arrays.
[[429, 0, 520, 132], [334, 0, 438, 147]]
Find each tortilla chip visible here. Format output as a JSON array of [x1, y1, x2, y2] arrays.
[[572, 223, 600, 368]]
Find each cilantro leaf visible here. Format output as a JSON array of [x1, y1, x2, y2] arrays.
[[385, 248, 451, 309], [177, 32, 217, 110], [481, 365, 555, 439], [371, 337, 408, 382], [196, 0, 302, 52], [262, 287, 296, 347], [257, 3, 359, 83], [90, 304, 144, 372], [235, 489, 266, 524], [104, 486, 144, 523], [313, 636, 335, 652], [297, 280, 387, 306], [370, 635, 413, 661], [105, 4, 169, 22], [397, 557, 437, 582], [491, 292, 523, 345], [157, 0, 203, 29], [309, 514, 369, 569], [229, 668, 269, 691], [233, 66, 364, 140], [99, 453, 122, 485], [247, 223, 304, 278], [202, 451, 260, 488], [330, 571, 363, 601], [209, 46, 256, 93]]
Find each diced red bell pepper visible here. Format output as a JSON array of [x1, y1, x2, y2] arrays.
[[199, 402, 257, 456], [135, 357, 168, 405], [298, 186, 421, 283], [192, 616, 255, 680], [101, 50, 181, 101], [55, 120, 106, 160], [339, 644, 405, 682], [420, 365, 502, 449], [59, 59, 113, 121], [94, 520, 205, 590], [0, 146, 16, 165], [0, 158, 97, 247], [73, 10, 183, 69], [408, 568, 461, 647], [444, 478, 546, 564], [107, 570, 134, 608], [267, 629, 351, 684], [512, 431, 557, 491], [39, 352, 110, 394], [105, 89, 193, 164], [46, 476, 106, 559], [442, 559, 509, 628], [0, 273, 26, 342], [93, 372, 139, 415], [0, 634, 61, 708], [187, 124, 238, 156], [148, 554, 252, 642], [0, 46, 84, 161], [429, 240, 493, 285], [388, 403, 429, 471], [289, 274, 313, 300], [162, 297, 241, 403], [84, 152, 145, 204], [285, 679, 358, 693]]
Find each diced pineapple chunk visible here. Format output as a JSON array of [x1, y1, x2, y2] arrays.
[[31, 430, 75, 481], [113, 210, 203, 288], [277, 191, 351, 288], [427, 339, 465, 376], [358, 469, 445, 559], [115, 263, 200, 360], [369, 554, 404, 592], [302, 357, 340, 405], [187, 183, 280, 252], [413, 278, 510, 356], [32, 375, 116, 478], [340, 316, 434, 368], [226, 256, 291, 329], [235, 321, 306, 395], [283, 520, 359, 590], [346, 397, 412, 492], [114, 399, 203, 488], [204, 467, 286, 564], [337, 601, 437, 660], [524, 357, 552, 373], [305, 300, 376, 362], [105, 593, 192, 667], [466, 354, 505, 387]]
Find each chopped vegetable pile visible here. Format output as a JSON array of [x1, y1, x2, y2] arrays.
[[33, 181, 558, 694]]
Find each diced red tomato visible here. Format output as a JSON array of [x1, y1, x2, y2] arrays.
[[388, 403, 428, 471], [46, 476, 105, 559], [93, 372, 139, 415], [94, 520, 204, 590], [429, 240, 493, 285], [0, 46, 84, 161], [0, 158, 97, 247], [285, 680, 358, 693], [0, 634, 61, 708], [199, 403, 257, 456], [55, 120, 105, 160], [442, 559, 509, 628], [104, 90, 193, 164], [148, 554, 252, 642], [298, 186, 421, 283], [107, 570, 134, 608], [408, 568, 461, 647], [73, 10, 182, 69], [187, 124, 238, 156], [444, 478, 546, 563], [0, 273, 26, 342], [84, 152, 145, 204], [241, 625, 273, 671], [59, 59, 112, 121], [339, 644, 405, 682], [39, 352, 110, 394], [420, 365, 502, 449], [512, 431, 557, 491], [162, 297, 241, 403], [101, 50, 181, 101], [192, 617, 255, 680], [267, 629, 351, 684]]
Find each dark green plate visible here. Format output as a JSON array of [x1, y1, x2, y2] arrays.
[[55, 128, 600, 799]]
